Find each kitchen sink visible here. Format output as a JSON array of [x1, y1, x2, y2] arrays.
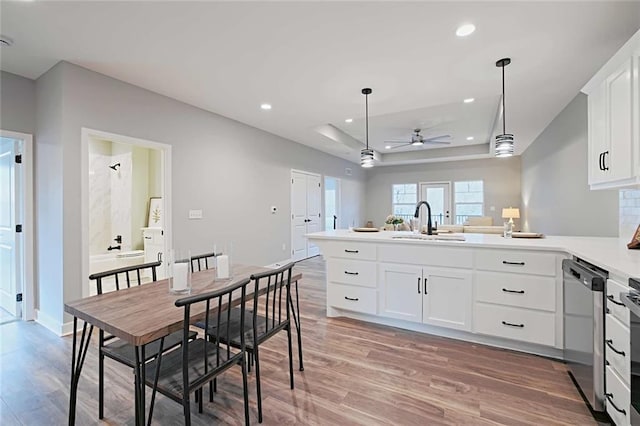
[[391, 233, 465, 241]]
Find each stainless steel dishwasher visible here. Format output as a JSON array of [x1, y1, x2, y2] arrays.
[[563, 258, 608, 414]]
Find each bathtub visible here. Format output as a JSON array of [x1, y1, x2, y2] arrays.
[[89, 250, 147, 295]]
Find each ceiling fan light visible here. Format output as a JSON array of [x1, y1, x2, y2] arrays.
[[411, 141, 424, 146]]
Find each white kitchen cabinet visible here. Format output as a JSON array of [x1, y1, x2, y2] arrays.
[[378, 263, 472, 330], [583, 30, 640, 190], [422, 268, 472, 331]]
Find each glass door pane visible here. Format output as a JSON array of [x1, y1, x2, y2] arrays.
[[419, 182, 451, 227]]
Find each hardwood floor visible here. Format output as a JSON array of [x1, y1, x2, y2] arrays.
[[0, 256, 597, 425]]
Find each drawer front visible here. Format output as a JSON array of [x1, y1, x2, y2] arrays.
[[475, 272, 556, 312], [607, 279, 630, 326], [328, 283, 377, 315], [606, 313, 630, 385], [475, 249, 556, 276], [606, 366, 631, 426], [324, 242, 376, 261], [474, 303, 555, 346], [327, 259, 377, 288], [378, 244, 473, 269]]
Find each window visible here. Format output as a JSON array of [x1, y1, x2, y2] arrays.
[[392, 184, 417, 222], [454, 181, 483, 224]]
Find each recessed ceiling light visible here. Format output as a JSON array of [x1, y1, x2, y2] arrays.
[[260, 103, 272, 110], [466, 136, 474, 141], [463, 98, 475, 103], [456, 24, 476, 37], [345, 118, 353, 123], [385, 145, 391, 150]]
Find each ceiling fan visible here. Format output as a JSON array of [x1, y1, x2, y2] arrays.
[[384, 128, 451, 150]]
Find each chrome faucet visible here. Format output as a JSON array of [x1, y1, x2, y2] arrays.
[[414, 201, 433, 235]]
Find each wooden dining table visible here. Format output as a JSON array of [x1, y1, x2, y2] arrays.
[[64, 264, 303, 426]]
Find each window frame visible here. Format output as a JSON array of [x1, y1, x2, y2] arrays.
[[391, 183, 418, 223], [453, 180, 485, 224]]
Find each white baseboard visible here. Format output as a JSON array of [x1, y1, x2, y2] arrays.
[[35, 309, 64, 336]]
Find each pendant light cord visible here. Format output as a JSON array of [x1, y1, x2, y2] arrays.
[[365, 93, 369, 150], [501, 64, 506, 135]]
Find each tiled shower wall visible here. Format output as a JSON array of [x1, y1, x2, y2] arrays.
[[620, 189, 640, 240]]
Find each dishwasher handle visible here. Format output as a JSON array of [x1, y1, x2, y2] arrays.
[[562, 259, 605, 291]]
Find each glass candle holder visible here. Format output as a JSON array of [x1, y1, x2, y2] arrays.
[[213, 243, 233, 281], [503, 221, 513, 239], [168, 249, 191, 295]]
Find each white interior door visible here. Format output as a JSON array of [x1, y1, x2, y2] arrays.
[[291, 170, 322, 261], [306, 174, 321, 257], [0, 137, 20, 317], [419, 182, 451, 227], [291, 171, 308, 261]]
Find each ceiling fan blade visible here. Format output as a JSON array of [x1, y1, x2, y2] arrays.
[[383, 140, 412, 144], [422, 135, 451, 141], [387, 143, 410, 150], [423, 140, 451, 145]]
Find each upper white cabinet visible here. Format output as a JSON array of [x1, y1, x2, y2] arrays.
[[583, 30, 640, 190]]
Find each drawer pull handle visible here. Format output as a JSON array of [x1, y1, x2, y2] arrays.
[[607, 295, 625, 307], [344, 296, 359, 301], [344, 271, 359, 275], [502, 261, 525, 266], [144, 236, 152, 239], [501, 321, 524, 328], [344, 249, 359, 253], [605, 393, 626, 415], [606, 339, 625, 356], [502, 288, 525, 294]]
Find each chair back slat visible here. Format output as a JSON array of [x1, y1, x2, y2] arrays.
[[175, 278, 250, 394], [190, 252, 216, 273], [250, 263, 294, 339]]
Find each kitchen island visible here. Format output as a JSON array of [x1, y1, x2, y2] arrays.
[[307, 230, 640, 359]]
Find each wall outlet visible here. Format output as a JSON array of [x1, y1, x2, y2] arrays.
[[271, 206, 277, 214], [188, 209, 203, 219]]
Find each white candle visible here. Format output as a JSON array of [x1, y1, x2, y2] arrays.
[[216, 254, 229, 279], [173, 262, 189, 290]]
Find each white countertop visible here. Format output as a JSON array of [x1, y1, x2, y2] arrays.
[[307, 230, 640, 280]]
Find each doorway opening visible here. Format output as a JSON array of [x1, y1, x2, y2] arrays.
[[324, 176, 341, 230], [0, 130, 34, 323], [81, 128, 172, 297], [419, 182, 452, 227]]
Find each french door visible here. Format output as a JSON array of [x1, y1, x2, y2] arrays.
[[419, 182, 451, 227], [291, 170, 321, 261]]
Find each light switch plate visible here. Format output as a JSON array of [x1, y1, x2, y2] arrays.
[[189, 209, 203, 219]]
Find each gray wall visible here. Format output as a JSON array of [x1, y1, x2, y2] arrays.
[[521, 93, 618, 236], [37, 61, 366, 326], [365, 157, 522, 227], [0, 71, 37, 134]]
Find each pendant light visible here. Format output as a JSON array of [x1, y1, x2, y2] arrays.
[[495, 58, 514, 157], [360, 88, 374, 168]]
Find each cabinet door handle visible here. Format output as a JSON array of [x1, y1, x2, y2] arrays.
[[502, 288, 525, 294], [424, 277, 427, 294], [417, 277, 421, 294], [344, 296, 359, 301], [607, 295, 625, 307], [344, 271, 359, 275], [603, 151, 609, 171], [344, 249, 359, 253], [605, 393, 626, 415], [606, 339, 625, 356], [501, 321, 524, 328], [599, 152, 604, 171], [158, 252, 163, 262]]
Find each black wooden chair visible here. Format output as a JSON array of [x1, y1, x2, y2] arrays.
[[201, 262, 295, 423], [190, 252, 217, 273], [144, 278, 252, 425], [89, 261, 196, 419]]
